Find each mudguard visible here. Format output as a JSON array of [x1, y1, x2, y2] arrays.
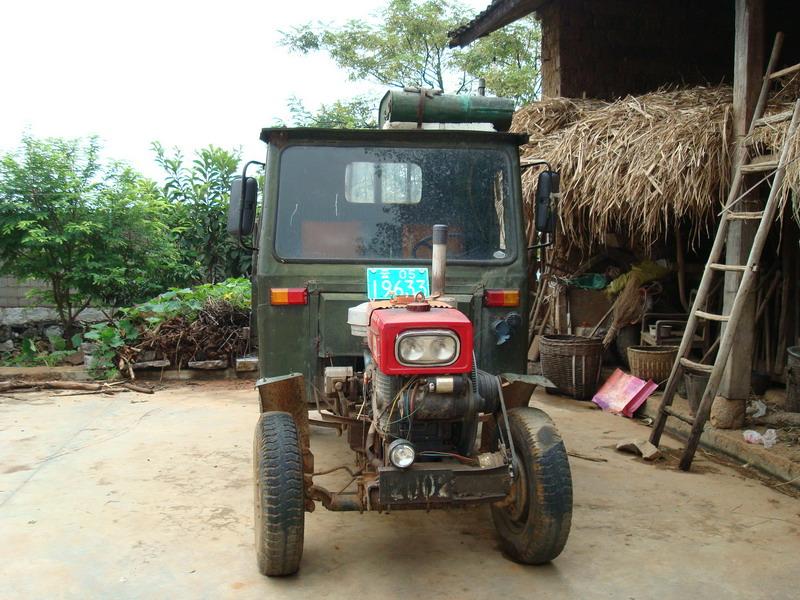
[[500, 372, 554, 409], [256, 373, 314, 483]]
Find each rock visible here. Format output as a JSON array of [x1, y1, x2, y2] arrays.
[[710, 396, 746, 429], [0, 307, 59, 326], [132, 359, 171, 370], [0, 339, 14, 352], [80, 342, 98, 354], [64, 350, 84, 366], [235, 357, 259, 372], [188, 359, 228, 370], [43, 325, 64, 340], [616, 439, 662, 461], [0, 307, 107, 327]]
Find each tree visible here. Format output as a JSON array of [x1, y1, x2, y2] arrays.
[[287, 95, 377, 129], [450, 18, 542, 104], [153, 143, 250, 284], [0, 135, 183, 342], [281, 0, 541, 105]]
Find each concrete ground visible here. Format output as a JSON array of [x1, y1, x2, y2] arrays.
[[1, 381, 798, 599]]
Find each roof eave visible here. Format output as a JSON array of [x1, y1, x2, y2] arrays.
[[448, 0, 547, 48]]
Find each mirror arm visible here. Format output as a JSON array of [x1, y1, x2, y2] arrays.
[[520, 158, 552, 172], [238, 160, 266, 252]]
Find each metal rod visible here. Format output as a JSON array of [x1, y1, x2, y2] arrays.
[[431, 224, 448, 297]]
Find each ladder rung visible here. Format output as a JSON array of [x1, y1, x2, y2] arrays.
[[679, 357, 714, 374], [709, 263, 748, 272], [769, 62, 800, 80], [694, 310, 729, 322], [754, 110, 794, 127], [741, 155, 779, 173], [725, 211, 764, 221], [663, 406, 695, 425]]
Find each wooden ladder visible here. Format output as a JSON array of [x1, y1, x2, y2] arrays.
[[649, 33, 800, 471]]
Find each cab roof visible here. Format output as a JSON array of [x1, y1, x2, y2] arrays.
[[259, 127, 529, 147]]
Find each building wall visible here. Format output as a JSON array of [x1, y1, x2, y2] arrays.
[[540, 0, 735, 99], [0, 276, 51, 308]]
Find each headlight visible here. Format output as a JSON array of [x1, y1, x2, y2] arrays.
[[388, 439, 416, 468], [395, 329, 459, 366]]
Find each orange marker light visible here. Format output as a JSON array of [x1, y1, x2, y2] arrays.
[[270, 288, 308, 306], [483, 289, 520, 307]]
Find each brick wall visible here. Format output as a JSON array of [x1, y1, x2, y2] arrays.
[[0, 276, 52, 308]]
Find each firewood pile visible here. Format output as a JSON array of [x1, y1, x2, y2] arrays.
[[120, 298, 250, 371]]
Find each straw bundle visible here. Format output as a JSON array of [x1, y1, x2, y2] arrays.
[[511, 97, 605, 142], [515, 86, 735, 249]]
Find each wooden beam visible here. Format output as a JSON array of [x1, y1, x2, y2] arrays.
[[448, 0, 544, 48], [720, 0, 765, 401]]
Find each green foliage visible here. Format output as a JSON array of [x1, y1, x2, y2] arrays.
[[450, 17, 541, 104], [124, 277, 251, 328], [83, 319, 139, 378], [287, 95, 377, 129], [0, 135, 185, 342], [153, 143, 250, 284], [0, 337, 73, 368], [280, 0, 541, 105]]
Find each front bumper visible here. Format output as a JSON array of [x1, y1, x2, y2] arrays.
[[376, 462, 510, 509]]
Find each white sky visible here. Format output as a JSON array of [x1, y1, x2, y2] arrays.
[[0, 0, 490, 180]]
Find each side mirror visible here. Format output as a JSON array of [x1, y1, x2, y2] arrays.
[[227, 177, 258, 238], [534, 170, 559, 234]]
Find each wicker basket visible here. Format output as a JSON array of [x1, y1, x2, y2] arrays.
[[627, 345, 678, 384], [539, 335, 604, 400]]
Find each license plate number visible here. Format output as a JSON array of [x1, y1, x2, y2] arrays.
[[367, 267, 430, 300]]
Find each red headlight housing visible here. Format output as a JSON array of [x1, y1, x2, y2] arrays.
[[368, 306, 473, 375]]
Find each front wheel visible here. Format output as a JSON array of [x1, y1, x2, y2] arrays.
[[491, 407, 572, 564], [253, 411, 305, 576]]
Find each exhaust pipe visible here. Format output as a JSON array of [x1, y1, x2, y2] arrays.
[[431, 224, 447, 297]]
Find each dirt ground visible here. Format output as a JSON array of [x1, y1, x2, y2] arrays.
[[1, 381, 799, 599]]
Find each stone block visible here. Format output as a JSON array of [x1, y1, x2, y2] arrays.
[[235, 357, 259, 372], [188, 359, 228, 370], [132, 359, 170, 370]]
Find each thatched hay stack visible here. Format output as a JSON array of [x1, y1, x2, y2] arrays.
[[515, 87, 738, 249], [511, 97, 605, 142], [745, 99, 800, 212]]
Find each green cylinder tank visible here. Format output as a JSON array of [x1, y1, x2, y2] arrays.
[[379, 89, 515, 131]]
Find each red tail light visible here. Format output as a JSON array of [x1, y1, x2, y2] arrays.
[[270, 288, 308, 305], [484, 289, 520, 307]]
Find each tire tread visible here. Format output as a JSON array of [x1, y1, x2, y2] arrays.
[[254, 411, 304, 576]]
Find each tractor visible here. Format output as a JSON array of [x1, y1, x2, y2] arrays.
[[228, 88, 572, 576]]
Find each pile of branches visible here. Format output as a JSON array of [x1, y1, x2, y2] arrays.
[[514, 86, 737, 250], [122, 299, 250, 369]]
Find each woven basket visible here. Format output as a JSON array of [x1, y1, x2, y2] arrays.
[[540, 335, 604, 400], [627, 345, 678, 384]]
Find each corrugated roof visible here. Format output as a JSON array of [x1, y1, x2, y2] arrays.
[[448, 0, 545, 47]]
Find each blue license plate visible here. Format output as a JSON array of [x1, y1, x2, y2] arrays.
[[367, 267, 430, 300]]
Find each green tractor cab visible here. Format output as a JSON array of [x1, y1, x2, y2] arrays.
[[229, 90, 572, 576]]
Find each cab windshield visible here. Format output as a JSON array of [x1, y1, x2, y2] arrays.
[[274, 145, 515, 262]]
